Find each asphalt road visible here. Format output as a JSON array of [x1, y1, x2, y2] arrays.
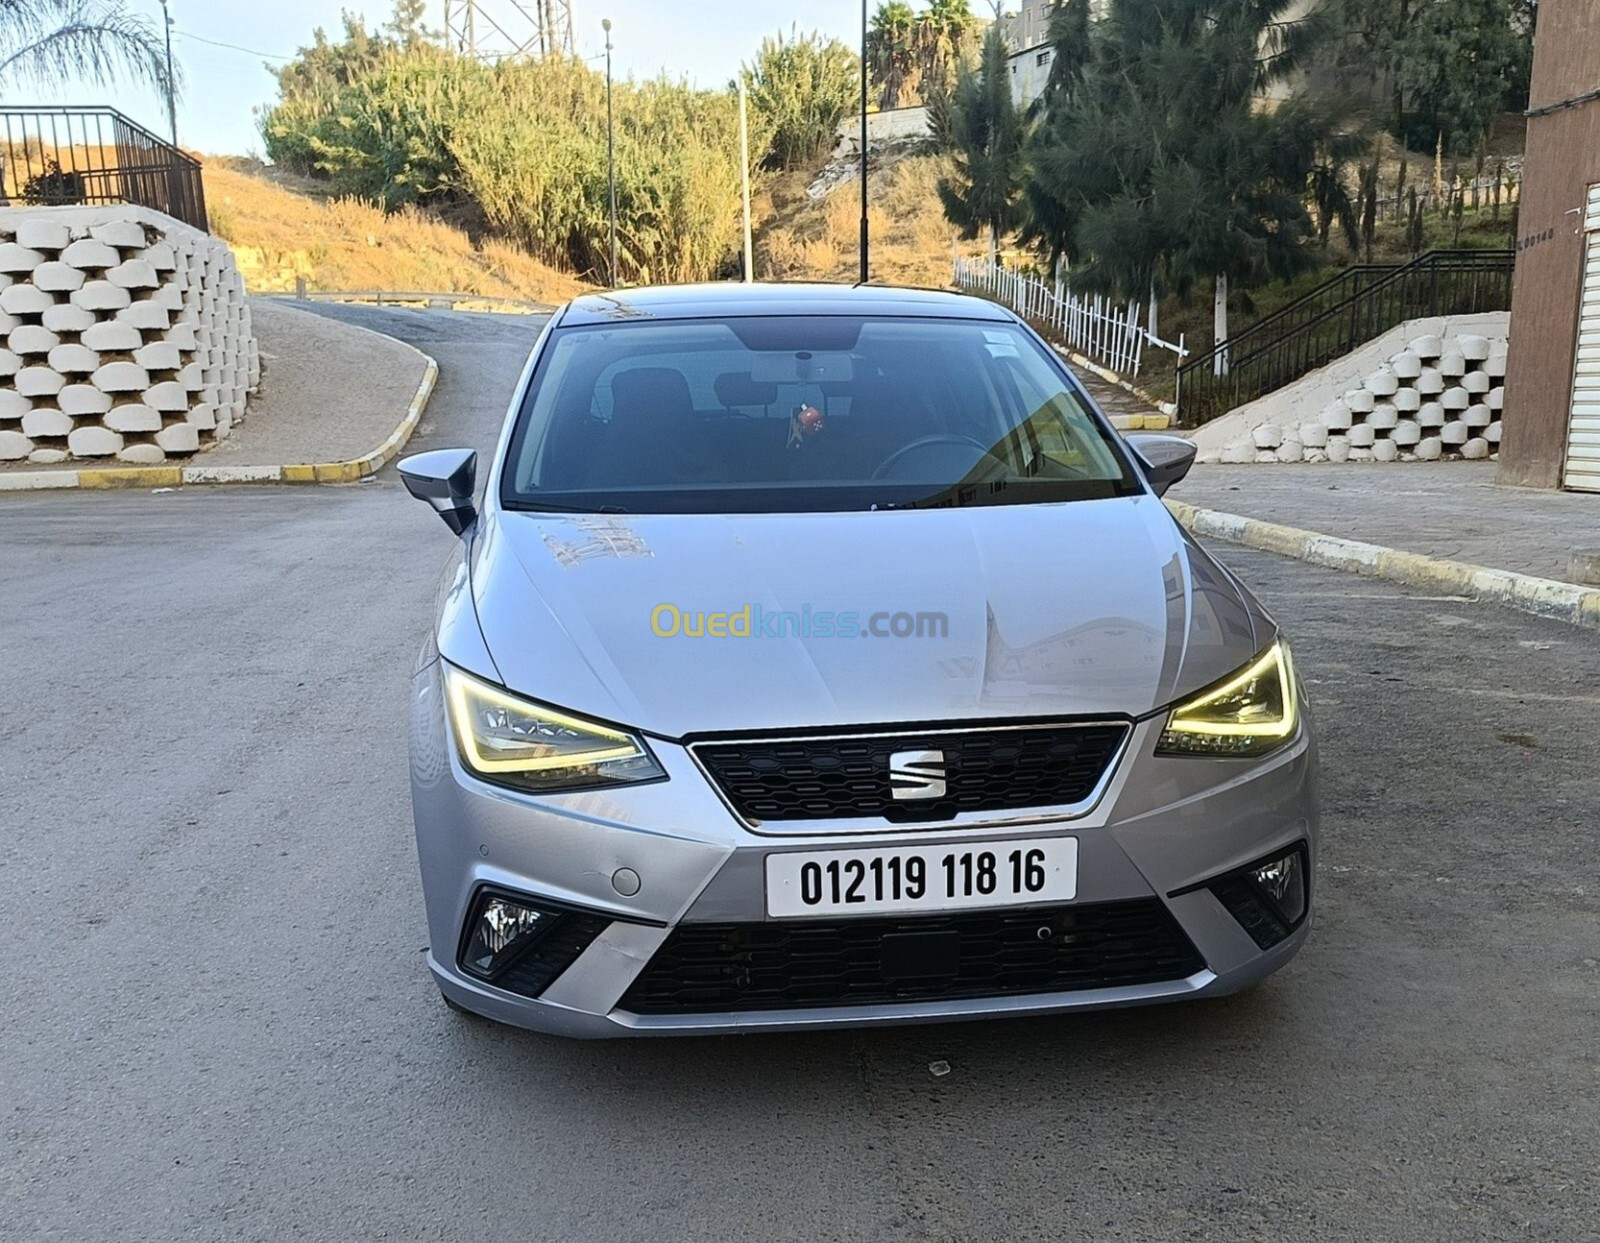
[[3, 307, 1598, 1243]]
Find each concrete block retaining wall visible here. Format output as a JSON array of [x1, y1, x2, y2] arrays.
[[0, 205, 258, 465], [1191, 312, 1509, 466]]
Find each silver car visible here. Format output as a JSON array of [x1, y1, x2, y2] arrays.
[[400, 283, 1316, 1038]]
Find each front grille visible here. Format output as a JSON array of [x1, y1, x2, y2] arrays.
[[620, 899, 1204, 1014], [693, 722, 1129, 823]]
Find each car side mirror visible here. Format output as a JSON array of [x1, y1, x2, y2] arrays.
[[398, 448, 478, 536], [1125, 433, 1197, 498]]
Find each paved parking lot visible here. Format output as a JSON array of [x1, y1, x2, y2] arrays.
[[2, 308, 1596, 1242]]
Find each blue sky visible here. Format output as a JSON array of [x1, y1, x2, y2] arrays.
[[0, 0, 869, 156]]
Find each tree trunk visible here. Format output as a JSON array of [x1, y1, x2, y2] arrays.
[[1148, 283, 1159, 341], [1213, 273, 1229, 378], [987, 223, 997, 264]]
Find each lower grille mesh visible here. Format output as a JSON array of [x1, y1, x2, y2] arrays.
[[620, 899, 1204, 1014]]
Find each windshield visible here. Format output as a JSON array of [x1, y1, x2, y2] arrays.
[[500, 315, 1140, 514]]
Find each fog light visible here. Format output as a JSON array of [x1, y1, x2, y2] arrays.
[[1252, 852, 1306, 926], [1206, 843, 1309, 950], [463, 895, 551, 979]]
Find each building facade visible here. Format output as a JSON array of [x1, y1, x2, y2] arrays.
[[1500, 0, 1600, 491]]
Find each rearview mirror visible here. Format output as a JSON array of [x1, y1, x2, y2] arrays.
[[1125, 433, 1196, 498], [398, 448, 478, 536]]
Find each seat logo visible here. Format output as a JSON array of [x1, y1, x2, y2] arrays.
[[889, 750, 947, 800]]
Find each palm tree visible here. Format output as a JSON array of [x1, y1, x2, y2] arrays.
[[918, 0, 975, 96], [866, 1, 918, 110], [0, 0, 173, 95]]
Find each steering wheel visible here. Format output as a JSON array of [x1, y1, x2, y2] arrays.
[[871, 434, 995, 481]]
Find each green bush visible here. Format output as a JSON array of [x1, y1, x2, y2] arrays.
[[261, 29, 770, 284], [740, 27, 859, 171]]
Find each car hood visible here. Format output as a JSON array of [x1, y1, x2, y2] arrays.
[[467, 497, 1266, 739]]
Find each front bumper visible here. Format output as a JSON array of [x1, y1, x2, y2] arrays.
[[409, 661, 1318, 1037]]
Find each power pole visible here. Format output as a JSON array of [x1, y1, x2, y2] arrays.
[[443, 0, 574, 59]]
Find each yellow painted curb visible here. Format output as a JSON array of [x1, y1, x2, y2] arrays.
[[1166, 499, 1600, 632], [75, 466, 184, 490]]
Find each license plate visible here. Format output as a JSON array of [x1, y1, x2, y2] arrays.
[[765, 838, 1077, 918]]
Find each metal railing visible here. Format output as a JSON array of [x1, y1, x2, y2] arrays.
[[0, 105, 207, 232], [1175, 249, 1514, 426], [955, 255, 1189, 377]]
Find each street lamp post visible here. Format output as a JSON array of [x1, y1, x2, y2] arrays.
[[603, 18, 618, 289], [859, 0, 869, 284], [159, 0, 178, 146]]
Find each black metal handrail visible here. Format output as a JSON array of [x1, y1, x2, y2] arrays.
[[1175, 249, 1515, 426], [0, 105, 207, 232]]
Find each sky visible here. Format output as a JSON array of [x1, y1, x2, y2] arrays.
[[0, 0, 870, 157]]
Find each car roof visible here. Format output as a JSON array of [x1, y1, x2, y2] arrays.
[[556, 282, 1015, 327]]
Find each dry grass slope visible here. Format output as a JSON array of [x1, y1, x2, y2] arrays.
[[203, 158, 589, 304], [757, 153, 978, 289]]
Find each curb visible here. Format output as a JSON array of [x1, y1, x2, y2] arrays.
[[1167, 499, 1600, 632], [0, 350, 439, 492], [1052, 344, 1176, 426]]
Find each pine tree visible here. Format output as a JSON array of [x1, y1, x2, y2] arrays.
[[1026, 0, 1349, 354], [937, 20, 1025, 261]]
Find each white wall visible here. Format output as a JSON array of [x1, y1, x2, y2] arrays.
[[0, 205, 257, 465]]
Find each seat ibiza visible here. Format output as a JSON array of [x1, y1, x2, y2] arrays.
[[400, 284, 1316, 1037]]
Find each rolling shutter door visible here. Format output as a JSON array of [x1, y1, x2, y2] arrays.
[[1564, 184, 1600, 491]]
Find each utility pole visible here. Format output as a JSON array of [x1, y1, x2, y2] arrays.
[[858, 0, 869, 284], [738, 78, 753, 282], [158, 0, 177, 145], [603, 18, 618, 288]]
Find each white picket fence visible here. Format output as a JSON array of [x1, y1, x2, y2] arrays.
[[954, 256, 1187, 378]]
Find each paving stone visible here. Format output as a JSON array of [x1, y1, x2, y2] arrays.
[[1415, 367, 1445, 395], [104, 404, 162, 433], [115, 301, 169, 330], [72, 280, 132, 311], [21, 407, 72, 437], [0, 429, 31, 459], [1441, 386, 1470, 411], [1463, 404, 1493, 429], [47, 343, 98, 373], [1457, 334, 1491, 361], [143, 380, 188, 411], [1440, 420, 1470, 446], [115, 442, 167, 464], [0, 243, 48, 272], [1367, 402, 1399, 430], [41, 302, 95, 333], [81, 321, 142, 351], [15, 219, 70, 250], [1372, 438, 1399, 462], [1390, 419, 1422, 447], [1408, 334, 1444, 358], [1462, 371, 1491, 395], [1325, 435, 1351, 463], [1413, 436, 1443, 461], [60, 238, 121, 269], [0, 283, 56, 315], [15, 366, 64, 397], [0, 348, 20, 379], [154, 422, 200, 453], [106, 258, 159, 289], [1347, 423, 1376, 448], [27, 447, 69, 464], [1252, 423, 1283, 449], [67, 425, 122, 456], [57, 384, 112, 416], [9, 324, 60, 355], [31, 261, 85, 292], [133, 340, 181, 371], [92, 361, 149, 392], [88, 219, 148, 249]]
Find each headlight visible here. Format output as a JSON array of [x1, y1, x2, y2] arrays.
[[443, 664, 665, 791], [1156, 640, 1298, 757]]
